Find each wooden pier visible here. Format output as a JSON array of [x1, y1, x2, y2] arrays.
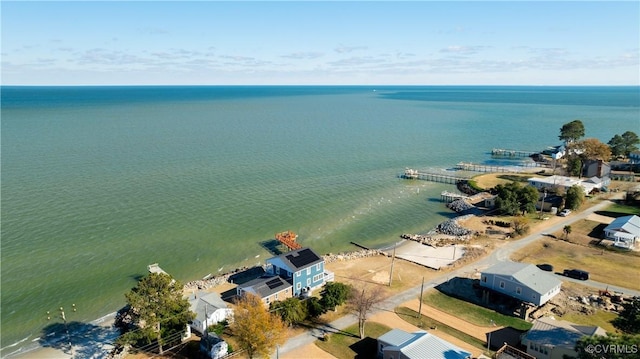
[[455, 161, 543, 173], [275, 230, 302, 251], [491, 148, 538, 158], [400, 168, 471, 184]]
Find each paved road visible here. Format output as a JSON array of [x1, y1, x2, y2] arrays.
[[273, 198, 638, 358]]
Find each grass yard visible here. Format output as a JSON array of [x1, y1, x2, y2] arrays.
[[315, 322, 391, 359], [512, 238, 640, 291], [394, 306, 489, 351], [559, 310, 619, 334], [600, 202, 640, 216], [422, 289, 532, 331], [471, 173, 539, 191]]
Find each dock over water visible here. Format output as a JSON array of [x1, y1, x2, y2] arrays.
[[400, 168, 471, 184]]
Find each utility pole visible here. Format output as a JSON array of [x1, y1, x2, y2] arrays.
[[417, 277, 424, 319], [388, 244, 396, 287], [539, 190, 547, 219]]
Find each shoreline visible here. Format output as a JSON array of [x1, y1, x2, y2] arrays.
[[6, 214, 469, 358]]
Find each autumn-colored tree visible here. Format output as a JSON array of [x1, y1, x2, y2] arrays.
[[512, 216, 530, 236], [231, 293, 286, 358], [576, 138, 612, 161], [346, 284, 384, 339]]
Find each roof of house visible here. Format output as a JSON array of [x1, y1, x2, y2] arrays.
[[189, 292, 229, 321], [482, 261, 561, 295], [268, 247, 323, 272], [239, 275, 292, 299], [523, 317, 606, 349], [378, 329, 471, 359], [604, 215, 640, 237]]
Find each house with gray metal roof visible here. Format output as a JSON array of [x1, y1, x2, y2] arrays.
[[188, 292, 233, 334], [603, 215, 639, 249], [377, 329, 471, 359], [236, 275, 293, 306], [480, 262, 561, 306], [521, 317, 606, 359]]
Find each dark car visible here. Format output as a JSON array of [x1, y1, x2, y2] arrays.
[[563, 269, 589, 280], [537, 264, 554, 272]]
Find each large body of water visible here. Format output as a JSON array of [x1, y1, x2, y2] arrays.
[[1, 86, 638, 356]]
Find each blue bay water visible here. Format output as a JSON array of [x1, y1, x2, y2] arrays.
[[1, 86, 638, 356]]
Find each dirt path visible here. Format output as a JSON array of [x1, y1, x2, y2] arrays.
[[401, 298, 499, 341]]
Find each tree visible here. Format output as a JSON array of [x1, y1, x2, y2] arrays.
[[346, 285, 384, 339], [270, 297, 307, 327], [559, 120, 585, 144], [609, 131, 640, 158], [612, 297, 640, 334], [494, 182, 539, 215], [116, 273, 194, 354], [231, 293, 286, 358], [567, 156, 583, 177], [565, 185, 586, 210], [575, 333, 640, 359], [577, 138, 612, 161], [320, 282, 352, 312], [563, 225, 572, 240], [512, 217, 530, 236], [305, 297, 325, 319]]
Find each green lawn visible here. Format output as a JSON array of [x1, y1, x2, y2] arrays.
[[422, 289, 533, 331], [601, 202, 640, 216], [394, 306, 489, 353], [559, 310, 618, 333], [315, 322, 391, 359]]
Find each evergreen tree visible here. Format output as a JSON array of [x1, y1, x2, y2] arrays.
[[565, 185, 585, 210], [613, 297, 640, 334], [270, 297, 307, 327], [559, 120, 585, 144], [117, 273, 194, 354], [320, 282, 352, 312]]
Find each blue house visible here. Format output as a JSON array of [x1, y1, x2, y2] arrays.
[[266, 247, 328, 296]]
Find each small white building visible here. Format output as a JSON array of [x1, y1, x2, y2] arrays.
[[377, 329, 471, 359], [603, 215, 640, 249], [527, 175, 604, 196], [188, 292, 233, 334]]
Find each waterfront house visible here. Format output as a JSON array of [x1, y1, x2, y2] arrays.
[[582, 159, 611, 179], [188, 292, 233, 334], [603, 215, 640, 249], [265, 247, 329, 296], [377, 329, 471, 359], [480, 262, 561, 307], [527, 175, 603, 196], [521, 317, 606, 359], [236, 275, 293, 306]]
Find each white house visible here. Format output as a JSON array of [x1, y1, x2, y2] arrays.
[[377, 329, 471, 359], [521, 317, 606, 359], [603, 215, 640, 249], [188, 292, 233, 334], [480, 262, 562, 306], [527, 175, 603, 196]]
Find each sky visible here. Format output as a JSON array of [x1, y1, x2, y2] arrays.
[[1, 1, 639, 86]]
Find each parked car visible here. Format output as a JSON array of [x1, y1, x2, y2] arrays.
[[558, 209, 572, 216], [537, 264, 554, 272], [563, 269, 589, 280]]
